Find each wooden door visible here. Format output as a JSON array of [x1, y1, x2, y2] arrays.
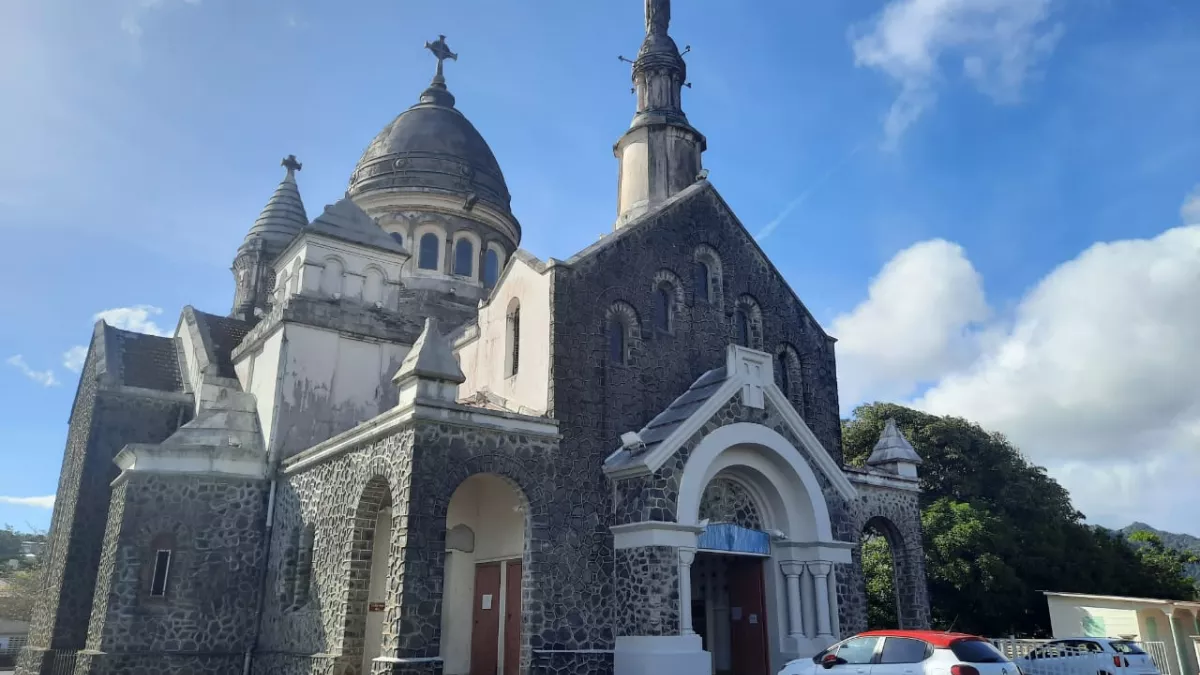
[[504, 560, 523, 675], [471, 562, 502, 675], [729, 557, 769, 675]]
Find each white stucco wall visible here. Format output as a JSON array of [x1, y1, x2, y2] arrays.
[[238, 328, 284, 455], [274, 235, 405, 311], [1047, 596, 1142, 639], [457, 257, 550, 414]]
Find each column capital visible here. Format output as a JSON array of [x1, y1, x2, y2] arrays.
[[677, 547, 697, 566], [780, 560, 806, 577], [806, 561, 832, 577]]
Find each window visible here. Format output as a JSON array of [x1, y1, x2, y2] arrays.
[[949, 640, 1008, 663], [777, 352, 790, 394], [150, 549, 171, 597], [881, 638, 930, 664], [654, 287, 671, 332], [507, 305, 520, 377], [735, 310, 750, 347], [453, 238, 474, 277], [390, 232, 405, 247], [837, 636, 882, 665], [608, 318, 626, 364], [693, 261, 710, 302], [483, 249, 500, 288], [1110, 642, 1146, 655], [418, 233, 440, 270]]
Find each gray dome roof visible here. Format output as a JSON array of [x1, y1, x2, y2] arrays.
[[239, 158, 308, 257], [347, 83, 513, 216]]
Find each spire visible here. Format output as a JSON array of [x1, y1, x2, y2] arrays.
[[231, 157, 309, 322], [419, 35, 458, 108], [393, 318, 465, 407], [613, 0, 706, 228], [866, 419, 923, 477]]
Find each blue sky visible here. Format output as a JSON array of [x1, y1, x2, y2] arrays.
[[2, 0, 1198, 535]]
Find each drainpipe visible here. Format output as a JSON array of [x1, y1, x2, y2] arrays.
[[243, 333, 289, 675]]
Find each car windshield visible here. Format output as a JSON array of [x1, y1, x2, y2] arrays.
[[951, 639, 1009, 663], [1110, 641, 1146, 655]]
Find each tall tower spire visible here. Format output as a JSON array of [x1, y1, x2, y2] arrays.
[[613, 0, 707, 228], [231, 157, 309, 323]]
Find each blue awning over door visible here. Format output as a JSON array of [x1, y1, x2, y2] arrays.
[[697, 523, 771, 556]]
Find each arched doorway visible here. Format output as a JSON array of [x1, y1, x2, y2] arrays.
[[342, 476, 394, 675], [861, 518, 901, 630], [440, 473, 528, 675]]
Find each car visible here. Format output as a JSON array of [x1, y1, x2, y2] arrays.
[[1012, 638, 1161, 675], [779, 630, 1018, 675]]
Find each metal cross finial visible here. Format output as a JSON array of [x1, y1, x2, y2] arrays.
[[281, 154, 302, 175], [424, 34, 458, 84]]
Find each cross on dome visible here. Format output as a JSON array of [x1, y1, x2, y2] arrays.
[[281, 154, 302, 176], [424, 34, 458, 85]]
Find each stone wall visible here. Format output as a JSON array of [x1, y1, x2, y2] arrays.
[[78, 472, 268, 675], [844, 479, 930, 632]]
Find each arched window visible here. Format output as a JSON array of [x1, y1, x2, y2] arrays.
[[735, 310, 750, 347], [506, 301, 520, 377], [453, 238, 474, 277], [608, 318, 626, 364], [777, 352, 790, 395], [693, 260, 710, 302], [654, 287, 671, 332], [483, 249, 500, 288], [390, 232, 405, 248], [418, 233, 440, 271]]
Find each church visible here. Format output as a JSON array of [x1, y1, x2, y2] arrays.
[[19, 2, 930, 674]]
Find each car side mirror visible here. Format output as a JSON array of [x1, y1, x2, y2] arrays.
[[822, 655, 847, 669]]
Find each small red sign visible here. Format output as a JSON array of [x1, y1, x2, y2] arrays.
[[369, 602, 385, 612]]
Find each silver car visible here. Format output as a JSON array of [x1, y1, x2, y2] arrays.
[[1013, 638, 1162, 675]]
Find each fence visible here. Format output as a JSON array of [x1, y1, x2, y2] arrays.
[[0, 635, 26, 668], [988, 638, 1174, 675]]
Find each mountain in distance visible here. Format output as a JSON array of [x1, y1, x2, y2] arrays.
[[1118, 522, 1200, 582]]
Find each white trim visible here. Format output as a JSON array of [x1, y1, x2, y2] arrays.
[[761, 386, 857, 501], [610, 521, 703, 550], [775, 540, 856, 564], [845, 468, 921, 492], [450, 230, 482, 279], [413, 224, 446, 273]]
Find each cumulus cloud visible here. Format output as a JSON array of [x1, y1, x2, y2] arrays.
[[95, 305, 170, 336], [838, 223, 1200, 533], [0, 495, 56, 509], [62, 345, 88, 373], [851, 0, 1063, 148], [832, 239, 990, 405], [5, 355, 59, 387], [1182, 184, 1200, 224]]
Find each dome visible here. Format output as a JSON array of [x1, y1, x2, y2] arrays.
[[347, 84, 513, 218]]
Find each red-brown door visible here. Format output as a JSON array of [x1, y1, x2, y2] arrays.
[[729, 557, 769, 675], [471, 562, 502, 675], [504, 560, 523, 675]]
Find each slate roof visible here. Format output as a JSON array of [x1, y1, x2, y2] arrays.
[[113, 329, 184, 392], [239, 166, 308, 257], [866, 418, 923, 466], [193, 311, 252, 379], [606, 366, 728, 471], [393, 317, 465, 384], [303, 198, 406, 254]]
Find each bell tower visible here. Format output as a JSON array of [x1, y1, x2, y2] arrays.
[[614, 0, 707, 228]]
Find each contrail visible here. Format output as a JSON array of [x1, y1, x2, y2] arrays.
[[755, 140, 867, 242]]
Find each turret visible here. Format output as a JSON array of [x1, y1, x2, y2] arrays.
[[231, 155, 308, 323], [866, 418, 924, 479]]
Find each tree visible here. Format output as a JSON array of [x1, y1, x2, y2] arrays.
[[0, 563, 42, 622], [861, 530, 897, 630], [844, 402, 1198, 638]]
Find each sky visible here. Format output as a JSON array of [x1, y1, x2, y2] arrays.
[[0, 0, 1198, 537]]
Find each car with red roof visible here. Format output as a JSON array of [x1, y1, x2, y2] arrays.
[[779, 629, 1019, 675]]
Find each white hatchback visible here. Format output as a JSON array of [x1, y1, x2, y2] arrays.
[[1013, 638, 1161, 675], [779, 630, 1019, 675]]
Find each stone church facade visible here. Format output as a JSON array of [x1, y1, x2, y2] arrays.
[[19, 3, 929, 675]]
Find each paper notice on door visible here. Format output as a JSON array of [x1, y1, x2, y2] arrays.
[[482, 594, 493, 610], [731, 607, 743, 621], [749, 614, 759, 624]]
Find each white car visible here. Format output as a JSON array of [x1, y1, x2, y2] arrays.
[[779, 630, 1018, 675], [1013, 638, 1161, 675]]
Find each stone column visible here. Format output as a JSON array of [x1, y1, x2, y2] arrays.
[[779, 561, 805, 640], [808, 561, 833, 638], [800, 565, 815, 639], [678, 547, 697, 635]]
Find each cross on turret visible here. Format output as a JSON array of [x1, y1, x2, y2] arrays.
[[281, 154, 302, 176], [424, 34, 458, 84]]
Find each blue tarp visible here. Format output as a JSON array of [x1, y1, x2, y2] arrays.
[[697, 523, 771, 556]]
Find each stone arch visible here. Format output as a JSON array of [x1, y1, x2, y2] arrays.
[[362, 264, 386, 306], [340, 474, 396, 667], [854, 509, 928, 630], [699, 474, 764, 531], [652, 269, 684, 334], [734, 294, 764, 350], [321, 256, 346, 298], [604, 300, 640, 366], [693, 243, 724, 307]]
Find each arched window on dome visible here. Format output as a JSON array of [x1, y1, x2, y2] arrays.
[[418, 233, 440, 271], [453, 238, 474, 277], [483, 249, 500, 288]]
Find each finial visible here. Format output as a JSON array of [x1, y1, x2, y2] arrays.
[[281, 154, 302, 177], [424, 34, 458, 85]]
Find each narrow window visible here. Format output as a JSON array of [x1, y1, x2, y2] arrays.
[[150, 550, 171, 597], [508, 307, 520, 377], [777, 352, 790, 396], [390, 232, 405, 247], [483, 249, 500, 288], [418, 233, 439, 271], [654, 287, 671, 332], [693, 261, 710, 302], [453, 238, 474, 277], [608, 318, 626, 364], [736, 310, 750, 347]]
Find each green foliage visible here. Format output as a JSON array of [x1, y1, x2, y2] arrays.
[[0, 526, 23, 561], [1121, 523, 1200, 584], [861, 531, 897, 629], [844, 402, 1199, 638], [0, 561, 43, 621]]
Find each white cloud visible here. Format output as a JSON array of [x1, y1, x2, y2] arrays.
[[63, 345, 87, 373], [838, 222, 1200, 534], [5, 355, 59, 387], [1182, 184, 1200, 224], [851, 0, 1063, 148], [832, 239, 990, 405], [0, 495, 55, 509], [95, 305, 170, 336]]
